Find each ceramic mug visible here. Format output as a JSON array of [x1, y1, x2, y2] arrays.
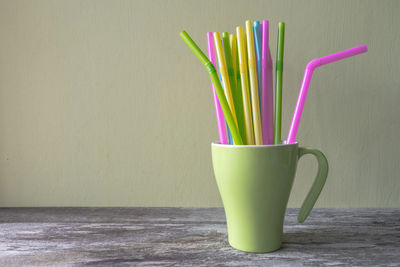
[[211, 142, 328, 253]]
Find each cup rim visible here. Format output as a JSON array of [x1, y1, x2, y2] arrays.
[[212, 141, 298, 148]]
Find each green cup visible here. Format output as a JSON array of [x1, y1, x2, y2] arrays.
[[211, 142, 328, 253]]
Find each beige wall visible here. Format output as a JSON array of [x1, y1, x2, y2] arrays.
[[0, 0, 399, 207]]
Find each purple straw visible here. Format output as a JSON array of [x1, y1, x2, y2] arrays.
[[261, 20, 274, 144], [286, 45, 368, 144], [207, 32, 228, 144]]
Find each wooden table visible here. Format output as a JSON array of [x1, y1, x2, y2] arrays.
[[0, 208, 399, 266]]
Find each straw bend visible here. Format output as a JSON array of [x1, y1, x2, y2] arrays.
[[286, 45, 368, 144], [180, 30, 244, 145], [204, 61, 217, 74], [306, 45, 368, 71]]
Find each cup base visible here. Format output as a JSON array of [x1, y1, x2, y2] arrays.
[[228, 239, 282, 253]]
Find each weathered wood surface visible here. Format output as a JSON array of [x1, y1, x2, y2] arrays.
[[0, 208, 399, 266]]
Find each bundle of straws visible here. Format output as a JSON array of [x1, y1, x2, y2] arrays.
[[180, 20, 367, 145]]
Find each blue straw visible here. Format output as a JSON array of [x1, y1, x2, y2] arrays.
[[253, 21, 262, 111], [218, 70, 233, 144]]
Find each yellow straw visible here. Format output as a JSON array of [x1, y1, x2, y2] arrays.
[[236, 26, 255, 145], [229, 33, 246, 143], [213, 32, 238, 128], [230, 34, 238, 89], [245, 20, 263, 145]]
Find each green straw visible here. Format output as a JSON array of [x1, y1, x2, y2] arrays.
[[180, 31, 244, 145], [274, 22, 285, 144], [222, 32, 245, 142]]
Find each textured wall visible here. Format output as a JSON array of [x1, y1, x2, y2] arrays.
[[0, 0, 399, 207]]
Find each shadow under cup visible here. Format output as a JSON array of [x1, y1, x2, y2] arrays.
[[211, 142, 328, 253]]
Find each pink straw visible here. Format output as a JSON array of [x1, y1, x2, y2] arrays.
[[286, 45, 368, 144], [207, 32, 228, 144], [261, 20, 274, 144]]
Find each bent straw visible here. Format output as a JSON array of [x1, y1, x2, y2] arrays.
[[253, 21, 262, 111], [274, 22, 285, 144], [286, 44, 368, 144], [180, 31, 244, 145], [236, 26, 255, 145], [261, 20, 274, 145], [246, 20, 263, 145], [228, 33, 246, 141], [213, 32, 239, 129], [207, 32, 228, 144]]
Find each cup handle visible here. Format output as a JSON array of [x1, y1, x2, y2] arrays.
[[297, 147, 329, 223]]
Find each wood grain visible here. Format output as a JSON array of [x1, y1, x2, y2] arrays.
[[0, 208, 399, 266]]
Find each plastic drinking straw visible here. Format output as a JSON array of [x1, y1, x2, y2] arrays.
[[224, 33, 245, 142], [261, 20, 274, 145], [218, 70, 233, 144], [253, 21, 262, 111], [274, 22, 285, 144], [230, 33, 243, 110], [228, 129, 233, 144], [286, 44, 368, 144], [225, 113, 233, 144], [231, 34, 246, 144], [213, 32, 239, 130], [207, 32, 228, 144], [236, 26, 255, 145], [245, 20, 263, 145], [222, 33, 236, 92], [219, 33, 235, 144], [230, 34, 239, 92], [179, 31, 244, 145], [229, 34, 239, 94]]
